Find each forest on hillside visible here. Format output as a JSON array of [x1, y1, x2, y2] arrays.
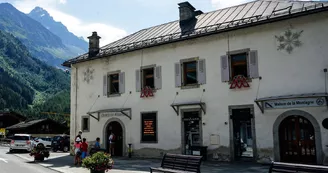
[[0, 30, 70, 123]]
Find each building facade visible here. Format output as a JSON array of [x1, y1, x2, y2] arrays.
[[63, 0, 328, 165]]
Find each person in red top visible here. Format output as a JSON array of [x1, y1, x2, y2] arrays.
[[81, 138, 88, 159]]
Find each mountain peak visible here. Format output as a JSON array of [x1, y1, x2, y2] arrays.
[[29, 6, 51, 18], [0, 2, 16, 9]]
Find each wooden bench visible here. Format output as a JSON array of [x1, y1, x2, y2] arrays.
[[150, 153, 203, 173], [269, 161, 328, 173]]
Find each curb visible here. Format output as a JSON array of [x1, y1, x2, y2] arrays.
[[14, 154, 64, 173]]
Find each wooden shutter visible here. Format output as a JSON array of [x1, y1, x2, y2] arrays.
[[175, 63, 181, 87], [103, 74, 108, 96], [136, 69, 141, 92], [221, 55, 230, 82], [154, 66, 162, 90], [248, 50, 259, 78], [197, 59, 206, 84], [119, 72, 125, 94]]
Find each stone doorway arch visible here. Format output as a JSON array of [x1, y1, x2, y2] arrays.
[[103, 118, 126, 157], [273, 110, 323, 164]]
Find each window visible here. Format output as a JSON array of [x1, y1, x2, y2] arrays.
[[220, 49, 259, 82], [109, 73, 119, 94], [103, 71, 125, 97], [183, 61, 197, 85], [136, 65, 162, 92], [175, 58, 206, 87], [230, 53, 247, 78], [141, 112, 157, 143], [82, 116, 89, 132], [142, 68, 155, 89], [0, 121, 3, 128]]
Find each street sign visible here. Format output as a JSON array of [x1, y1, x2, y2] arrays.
[[0, 128, 5, 135]]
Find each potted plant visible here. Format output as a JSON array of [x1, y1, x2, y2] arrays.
[[82, 151, 114, 173], [29, 144, 50, 161]]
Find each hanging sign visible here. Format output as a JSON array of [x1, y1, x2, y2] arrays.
[[264, 97, 326, 109], [0, 128, 6, 135], [100, 112, 129, 118]]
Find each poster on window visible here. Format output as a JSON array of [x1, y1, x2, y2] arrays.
[[141, 113, 157, 142]]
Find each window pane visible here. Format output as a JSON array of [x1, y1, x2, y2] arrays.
[[184, 61, 197, 85], [143, 68, 154, 89], [231, 53, 247, 78], [83, 118, 88, 130], [109, 74, 119, 94]]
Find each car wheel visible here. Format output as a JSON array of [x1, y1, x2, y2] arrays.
[[63, 146, 69, 152], [37, 143, 44, 148]]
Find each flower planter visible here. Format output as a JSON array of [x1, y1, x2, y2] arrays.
[[90, 170, 105, 173]]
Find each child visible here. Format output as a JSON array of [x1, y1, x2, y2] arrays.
[[94, 137, 100, 149], [81, 138, 88, 159], [74, 137, 82, 165]]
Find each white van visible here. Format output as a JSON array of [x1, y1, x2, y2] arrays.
[[9, 134, 33, 152]]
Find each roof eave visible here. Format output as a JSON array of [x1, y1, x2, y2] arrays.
[[62, 6, 328, 67]]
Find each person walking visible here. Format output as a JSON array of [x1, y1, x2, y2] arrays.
[[74, 137, 82, 165], [81, 138, 88, 160], [108, 132, 115, 156]]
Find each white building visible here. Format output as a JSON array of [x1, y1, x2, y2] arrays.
[[63, 0, 328, 165]]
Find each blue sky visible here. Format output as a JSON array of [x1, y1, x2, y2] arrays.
[[0, 0, 260, 45]]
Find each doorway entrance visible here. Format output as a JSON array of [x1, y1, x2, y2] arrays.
[[279, 115, 316, 164], [106, 121, 123, 157], [231, 108, 255, 161], [182, 110, 202, 155]]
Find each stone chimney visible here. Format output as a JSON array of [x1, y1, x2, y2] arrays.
[[178, 1, 197, 22], [87, 31, 101, 57]]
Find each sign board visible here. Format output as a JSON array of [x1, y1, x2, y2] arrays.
[[0, 128, 6, 136], [141, 113, 157, 142], [100, 112, 130, 118], [264, 97, 326, 109]]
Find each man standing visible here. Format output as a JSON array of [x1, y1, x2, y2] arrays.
[[108, 132, 115, 156]]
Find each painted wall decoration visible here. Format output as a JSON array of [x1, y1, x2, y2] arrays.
[[83, 66, 94, 84], [275, 28, 303, 54]]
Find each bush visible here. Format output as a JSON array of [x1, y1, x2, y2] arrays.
[[82, 152, 114, 172]]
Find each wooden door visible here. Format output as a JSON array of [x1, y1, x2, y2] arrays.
[[279, 116, 316, 164]]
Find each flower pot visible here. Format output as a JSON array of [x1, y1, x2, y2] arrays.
[[90, 170, 105, 173]]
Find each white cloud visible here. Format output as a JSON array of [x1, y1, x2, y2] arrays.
[[211, 0, 250, 9], [9, 0, 127, 47]]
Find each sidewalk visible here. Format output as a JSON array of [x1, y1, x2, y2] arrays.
[[15, 152, 270, 173]]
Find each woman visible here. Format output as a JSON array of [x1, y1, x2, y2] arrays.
[[74, 137, 82, 165]]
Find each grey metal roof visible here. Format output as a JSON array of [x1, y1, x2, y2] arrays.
[[255, 93, 328, 102], [63, 0, 328, 67], [6, 119, 48, 130]]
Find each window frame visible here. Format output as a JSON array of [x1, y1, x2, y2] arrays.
[[140, 64, 157, 91], [227, 48, 252, 83], [180, 57, 200, 89], [107, 70, 121, 97], [81, 116, 90, 132], [140, 111, 158, 143]]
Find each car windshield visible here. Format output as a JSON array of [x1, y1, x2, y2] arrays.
[[53, 136, 62, 141], [14, 136, 30, 140]]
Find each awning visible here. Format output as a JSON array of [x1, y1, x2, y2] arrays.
[[171, 101, 206, 115], [87, 108, 132, 121], [254, 93, 328, 113]]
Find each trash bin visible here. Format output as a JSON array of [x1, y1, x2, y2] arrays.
[[189, 146, 208, 161]]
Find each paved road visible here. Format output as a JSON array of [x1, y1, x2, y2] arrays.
[[0, 146, 58, 173]]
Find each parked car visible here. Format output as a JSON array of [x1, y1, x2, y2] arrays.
[[33, 137, 52, 148], [9, 134, 33, 153], [51, 135, 70, 152]]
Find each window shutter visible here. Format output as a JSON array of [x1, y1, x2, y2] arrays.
[[175, 63, 182, 87], [154, 66, 162, 90], [136, 69, 141, 92], [221, 55, 230, 82], [119, 72, 125, 94], [248, 50, 259, 78], [197, 59, 206, 84], [103, 74, 108, 96]]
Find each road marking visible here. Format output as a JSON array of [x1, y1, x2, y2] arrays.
[[0, 158, 8, 163]]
